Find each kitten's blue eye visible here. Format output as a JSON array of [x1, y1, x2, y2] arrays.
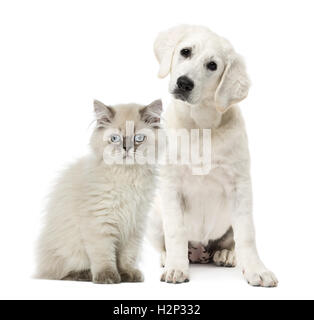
[[110, 134, 121, 143], [134, 134, 146, 143]]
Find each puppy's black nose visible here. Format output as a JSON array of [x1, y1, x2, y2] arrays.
[[177, 76, 194, 92]]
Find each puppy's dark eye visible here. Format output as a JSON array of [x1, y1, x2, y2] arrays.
[[206, 61, 217, 71], [180, 48, 192, 58]]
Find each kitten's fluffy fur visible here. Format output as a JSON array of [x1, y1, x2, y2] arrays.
[[36, 100, 162, 284]]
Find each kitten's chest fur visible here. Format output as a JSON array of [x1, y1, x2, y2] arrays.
[[81, 162, 157, 242]]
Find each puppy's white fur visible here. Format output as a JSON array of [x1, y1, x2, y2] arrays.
[[150, 25, 278, 287]]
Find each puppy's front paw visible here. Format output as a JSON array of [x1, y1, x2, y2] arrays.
[[161, 269, 189, 284], [120, 268, 144, 283], [93, 268, 121, 284], [243, 268, 278, 288]]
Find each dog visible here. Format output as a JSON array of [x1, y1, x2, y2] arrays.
[[148, 25, 278, 287]]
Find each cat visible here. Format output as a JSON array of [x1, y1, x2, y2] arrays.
[[36, 99, 162, 284]]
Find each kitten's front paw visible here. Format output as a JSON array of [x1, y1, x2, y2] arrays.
[[93, 268, 121, 284], [62, 270, 92, 282], [120, 268, 144, 283], [161, 269, 189, 284]]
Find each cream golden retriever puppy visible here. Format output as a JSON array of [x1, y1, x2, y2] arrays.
[[149, 25, 278, 287]]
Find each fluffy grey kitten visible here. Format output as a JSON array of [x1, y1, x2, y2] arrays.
[[36, 99, 162, 284]]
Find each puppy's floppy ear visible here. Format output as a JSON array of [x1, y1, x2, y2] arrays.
[[140, 99, 163, 125], [94, 100, 115, 127], [215, 54, 251, 113], [154, 25, 191, 79]]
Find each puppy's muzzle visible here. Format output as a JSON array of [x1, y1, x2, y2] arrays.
[[174, 76, 194, 101]]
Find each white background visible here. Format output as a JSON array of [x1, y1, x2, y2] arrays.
[[0, 0, 313, 300]]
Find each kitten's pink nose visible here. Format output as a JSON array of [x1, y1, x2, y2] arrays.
[[123, 137, 133, 152]]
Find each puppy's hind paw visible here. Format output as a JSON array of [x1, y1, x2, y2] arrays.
[[213, 249, 236, 268]]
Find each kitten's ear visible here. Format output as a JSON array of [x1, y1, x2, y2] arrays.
[[94, 100, 115, 126], [140, 99, 163, 125]]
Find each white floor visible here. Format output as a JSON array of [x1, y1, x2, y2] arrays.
[[2, 240, 311, 300]]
